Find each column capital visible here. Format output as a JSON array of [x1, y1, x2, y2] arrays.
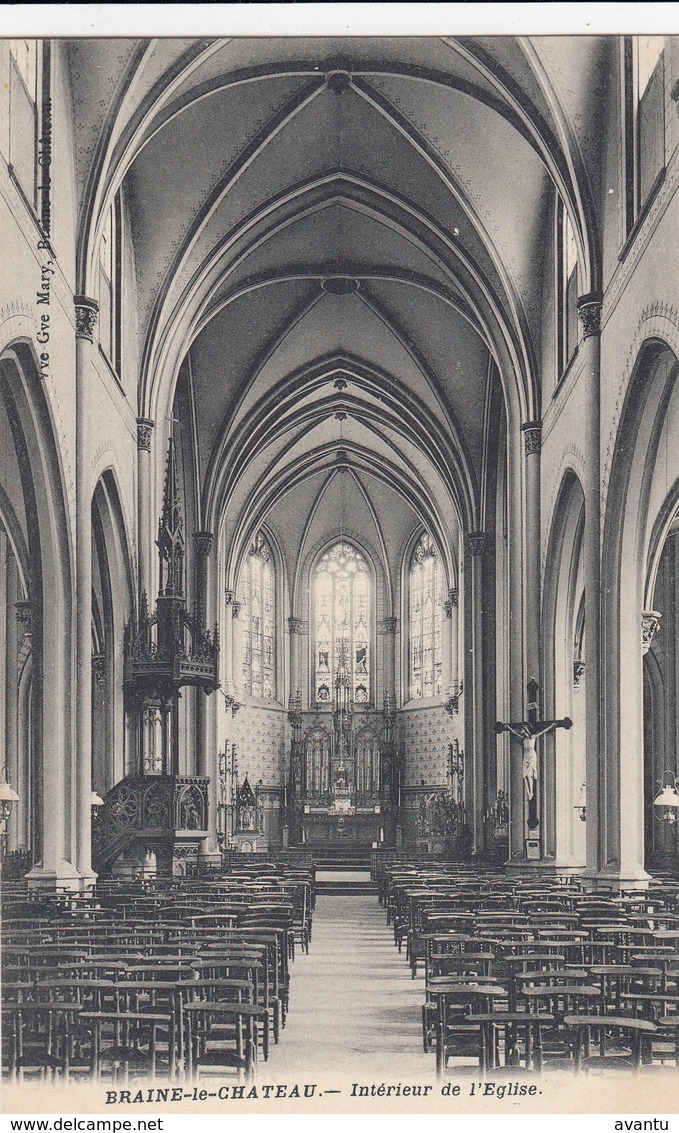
[[444, 589, 459, 617], [225, 588, 235, 606], [232, 600, 242, 619], [577, 292, 603, 338], [288, 616, 304, 635], [573, 659, 586, 689], [521, 420, 542, 456], [383, 616, 398, 633], [466, 531, 486, 557], [136, 418, 155, 452], [15, 599, 32, 635], [92, 653, 106, 687], [642, 610, 662, 655], [74, 295, 99, 341], [193, 531, 214, 557]]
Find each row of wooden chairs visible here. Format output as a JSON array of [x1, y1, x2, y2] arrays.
[[2, 864, 314, 1082], [378, 859, 679, 1077]]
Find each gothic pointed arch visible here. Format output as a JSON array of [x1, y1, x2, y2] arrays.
[[238, 529, 277, 701], [311, 538, 373, 708], [601, 338, 679, 875], [0, 340, 75, 881], [405, 529, 447, 704], [541, 468, 586, 866]]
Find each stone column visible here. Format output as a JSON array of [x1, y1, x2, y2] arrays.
[[521, 422, 542, 680], [522, 421, 542, 845], [577, 294, 605, 881], [193, 532, 213, 629], [4, 556, 19, 851], [466, 532, 486, 851], [193, 532, 214, 779], [0, 531, 6, 780], [446, 589, 460, 701], [288, 616, 303, 706], [91, 654, 106, 795], [197, 532, 221, 866], [15, 600, 31, 850], [504, 424, 526, 863], [570, 658, 587, 863], [383, 616, 397, 702], [136, 419, 155, 602], [1, 540, 19, 853], [231, 600, 243, 703], [223, 590, 235, 699], [74, 296, 99, 886]]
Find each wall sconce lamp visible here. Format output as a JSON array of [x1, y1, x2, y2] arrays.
[[574, 781, 586, 822], [91, 790, 105, 833], [445, 681, 464, 716], [653, 770, 679, 825], [0, 765, 20, 856]]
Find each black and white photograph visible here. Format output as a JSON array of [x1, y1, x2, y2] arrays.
[[1, 3, 679, 1119]]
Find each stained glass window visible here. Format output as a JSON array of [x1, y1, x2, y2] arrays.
[[356, 726, 381, 797], [314, 542, 371, 704], [304, 726, 330, 795], [240, 532, 275, 699], [409, 532, 444, 699]]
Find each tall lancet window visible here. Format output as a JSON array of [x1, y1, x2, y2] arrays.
[[314, 542, 370, 705], [240, 533, 275, 699], [409, 532, 444, 700]]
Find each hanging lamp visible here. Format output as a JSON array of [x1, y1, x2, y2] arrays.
[[653, 770, 679, 824]]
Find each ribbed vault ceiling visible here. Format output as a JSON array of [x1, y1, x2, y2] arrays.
[[68, 34, 609, 581]]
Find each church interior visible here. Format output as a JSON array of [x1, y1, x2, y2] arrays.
[[2, 31, 679, 1085]]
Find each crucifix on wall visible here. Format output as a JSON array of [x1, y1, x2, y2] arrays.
[[494, 678, 572, 831]]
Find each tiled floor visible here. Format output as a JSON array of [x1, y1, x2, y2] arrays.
[[266, 893, 433, 1078]]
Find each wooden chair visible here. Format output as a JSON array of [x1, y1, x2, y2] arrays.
[[78, 1010, 172, 1082], [433, 983, 506, 1077], [182, 1001, 267, 1081], [563, 1014, 657, 1072], [467, 1011, 555, 1074]]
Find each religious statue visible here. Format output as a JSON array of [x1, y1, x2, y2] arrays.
[[179, 789, 203, 830], [503, 722, 559, 800], [418, 791, 429, 835], [236, 774, 258, 832], [495, 789, 509, 825], [334, 761, 348, 792], [495, 683, 572, 832]]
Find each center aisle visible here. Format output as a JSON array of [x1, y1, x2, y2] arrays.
[[267, 893, 433, 1078]]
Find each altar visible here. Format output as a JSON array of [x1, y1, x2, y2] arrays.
[[302, 800, 385, 845], [288, 647, 398, 847]]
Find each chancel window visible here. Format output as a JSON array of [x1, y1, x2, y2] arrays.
[[625, 36, 666, 232], [314, 541, 370, 705], [409, 532, 444, 700], [558, 205, 579, 371], [240, 532, 275, 699], [8, 40, 38, 205], [98, 193, 122, 375]]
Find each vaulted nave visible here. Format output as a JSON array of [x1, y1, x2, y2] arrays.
[[2, 29, 679, 1093]]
